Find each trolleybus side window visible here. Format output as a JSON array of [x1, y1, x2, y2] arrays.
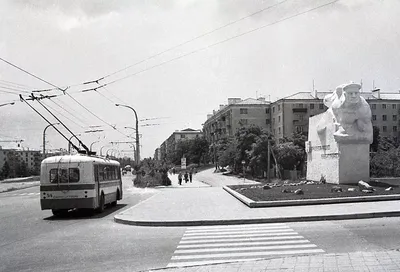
[[49, 168, 80, 183]]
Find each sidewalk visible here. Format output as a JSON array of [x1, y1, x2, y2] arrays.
[[115, 169, 400, 226], [114, 169, 400, 271], [148, 251, 400, 272]]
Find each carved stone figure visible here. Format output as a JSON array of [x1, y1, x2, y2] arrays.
[[317, 82, 373, 144]]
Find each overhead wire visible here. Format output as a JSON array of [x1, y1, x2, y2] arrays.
[[42, 100, 86, 129], [87, 0, 340, 89], [94, 0, 291, 82], [48, 98, 91, 127], [0, 57, 67, 93], [0, 79, 35, 89]]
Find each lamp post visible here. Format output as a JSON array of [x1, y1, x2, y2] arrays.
[[90, 140, 100, 152], [0, 102, 15, 108], [68, 134, 81, 153], [43, 123, 60, 158], [115, 104, 140, 165]]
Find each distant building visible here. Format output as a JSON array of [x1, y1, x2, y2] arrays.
[[203, 89, 400, 142], [0, 148, 41, 177], [154, 148, 161, 161], [158, 128, 203, 161], [202, 97, 271, 144]]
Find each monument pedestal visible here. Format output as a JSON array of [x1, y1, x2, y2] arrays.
[[306, 113, 370, 185]]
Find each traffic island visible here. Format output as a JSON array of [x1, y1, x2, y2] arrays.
[[224, 180, 400, 208]]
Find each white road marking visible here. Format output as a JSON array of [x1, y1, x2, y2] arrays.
[[168, 223, 324, 268]]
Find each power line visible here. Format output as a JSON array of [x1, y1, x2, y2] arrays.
[[0, 57, 67, 93], [0, 79, 35, 89], [95, 0, 340, 88], [42, 100, 86, 129], [95, 0, 290, 82], [48, 98, 90, 127], [64, 92, 132, 139], [0, 85, 32, 94]]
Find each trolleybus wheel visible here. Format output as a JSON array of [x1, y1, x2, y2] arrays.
[[52, 209, 68, 216]]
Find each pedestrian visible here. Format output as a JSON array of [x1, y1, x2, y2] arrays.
[[178, 172, 182, 185], [189, 170, 193, 183], [184, 171, 189, 183]]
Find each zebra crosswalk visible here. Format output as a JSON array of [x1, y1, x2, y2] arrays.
[[168, 223, 324, 267]]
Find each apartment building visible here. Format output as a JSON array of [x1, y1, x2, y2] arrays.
[[203, 89, 400, 142], [0, 148, 42, 176], [271, 91, 330, 138], [202, 97, 271, 143], [158, 128, 203, 161]]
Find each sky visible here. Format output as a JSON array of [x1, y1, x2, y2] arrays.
[[1, 0, 400, 158]]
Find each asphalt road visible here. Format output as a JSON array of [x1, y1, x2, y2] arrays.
[[0, 174, 188, 272], [1, 172, 400, 271]]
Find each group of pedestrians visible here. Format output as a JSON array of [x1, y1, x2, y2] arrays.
[[177, 170, 193, 185]]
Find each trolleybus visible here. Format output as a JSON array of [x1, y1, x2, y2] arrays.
[[40, 154, 123, 216]]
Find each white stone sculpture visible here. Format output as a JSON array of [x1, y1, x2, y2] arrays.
[[308, 82, 373, 184], [317, 82, 373, 144]]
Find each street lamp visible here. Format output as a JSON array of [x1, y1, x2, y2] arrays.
[[68, 134, 81, 153], [0, 102, 15, 108], [43, 123, 60, 158], [115, 104, 140, 165], [90, 140, 100, 152]]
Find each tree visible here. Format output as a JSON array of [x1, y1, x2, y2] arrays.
[[187, 137, 209, 165], [274, 142, 305, 171], [1, 161, 10, 179], [16, 161, 28, 177], [217, 138, 237, 169], [370, 126, 380, 152], [235, 125, 265, 171]]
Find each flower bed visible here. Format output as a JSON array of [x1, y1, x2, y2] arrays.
[[228, 180, 400, 202]]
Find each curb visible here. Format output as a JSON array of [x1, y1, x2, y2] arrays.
[[0, 182, 40, 194], [114, 210, 400, 227], [223, 186, 400, 207]]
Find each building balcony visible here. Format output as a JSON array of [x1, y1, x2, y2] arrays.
[[292, 108, 308, 113]]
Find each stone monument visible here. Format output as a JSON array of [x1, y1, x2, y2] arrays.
[[306, 82, 373, 184]]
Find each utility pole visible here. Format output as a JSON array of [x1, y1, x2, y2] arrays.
[[115, 104, 140, 165], [267, 140, 271, 182], [43, 123, 59, 158]]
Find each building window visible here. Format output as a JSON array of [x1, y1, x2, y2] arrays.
[[266, 119, 270, 125], [319, 104, 324, 109], [383, 126, 387, 132], [372, 115, 376, 121], [180, 134, 186, 139], [298, 103, 303, 108], [278, 127, 281, 134], [382, 104, 387, 109], [393, 115, 397, 121], [278, 116, 281, 123], [265, 108, 270, 114], [273, 107, 275, 113], [393, 104, 397, 109], [310, 104, 314, 109], [383, 115, 387, 121], [296, 126, 303, 133], [240, 108, 248, 114], [393, 126, 397, 132], [278, 105, 281, 111], [372, 104, 376, 109]]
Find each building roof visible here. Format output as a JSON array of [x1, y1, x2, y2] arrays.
[[280, 91, 400, 101], [280, 92, 330, 100], [234, 98, 270, 105]]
